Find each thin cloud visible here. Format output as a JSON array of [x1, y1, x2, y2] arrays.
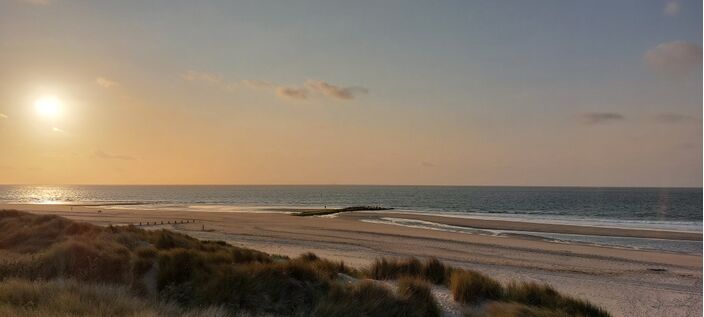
[[644, 41, 702, 76], [664, 1, 679, 16], [0, 113, 7, 119], [577, 112, 625, 125], [93, 150, 135, 161], [96, 77, 118, 88], [305, 80, 368, 100], [52, 127, 65, 133], [276, 87, 308, 100], [181, 71, 368, 101], [653, 113, 698, 124]]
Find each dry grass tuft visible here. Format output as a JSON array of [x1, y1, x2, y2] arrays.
[[312, 280, 433, 317], [397, 276, 442, 317], [456, 277, 611, 317], [366, 257, 451, 284], [0, 278, 228, 317], [464, 302, 568, 317], [504, 281, 610, 317], [450, 269, 503, 304]]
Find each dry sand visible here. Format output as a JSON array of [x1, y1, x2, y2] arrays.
[[1, 204, 701, 317]]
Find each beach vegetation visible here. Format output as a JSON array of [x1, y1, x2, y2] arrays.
[[397, 276, 442, 317], [312, 279, 439, 317], [0, 209, 609, 317], [0, 278, 228, 317], [453, 274, 611, 317], [450, 269, 504, 304], [503, 281, 611, 317], [366, 256, 451, 284]]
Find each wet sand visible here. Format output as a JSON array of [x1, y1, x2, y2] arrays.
[[343, 211, 702, 241], [1, 204, 701, 317]]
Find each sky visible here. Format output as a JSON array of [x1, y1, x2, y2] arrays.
[[0, 0, 701, 187]]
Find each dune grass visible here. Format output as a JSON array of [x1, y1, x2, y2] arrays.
[[450, 269, 504, 304], [449, 270, 610, 317], [0, 278, 228, 317], [0, 210, 407, 316], [397, 276, 442, 317], [311, 279, 440, 317], [503, 281, 610, 317], [0, 209, 609, 317], [464, 302, 572, 317], [365, 256, 452, 284]]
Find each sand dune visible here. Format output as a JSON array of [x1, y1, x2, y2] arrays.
[[2, 203, 701, 317]]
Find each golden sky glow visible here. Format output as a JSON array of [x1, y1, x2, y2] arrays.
[[0, 1, 701, 186]]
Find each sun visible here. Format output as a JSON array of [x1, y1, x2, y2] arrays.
[[34, 95, 62, 119]]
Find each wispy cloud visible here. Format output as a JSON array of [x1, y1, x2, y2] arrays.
[[93, 149, 135, 160], [52, 127, 65, 133], [644, 41, 702, 77], [181, 70, 368, 101], [96, 77, 118, 88], [305, 80, 368, 100], [276, 87, 308, 100], [653, 113, 698, 124], [0, 113, 7, 119], [664, 1, 680, 16], [577, 112, 625, 125]]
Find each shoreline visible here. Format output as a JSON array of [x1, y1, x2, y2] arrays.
[[5, 201, 701, 232], [341, 212, 702, 241], [0, 203, 701, 316], [1, 203, 700, 255], [5, 202, 701, 239]]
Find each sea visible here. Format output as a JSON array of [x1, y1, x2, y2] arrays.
[[0, 185, 701, 254]]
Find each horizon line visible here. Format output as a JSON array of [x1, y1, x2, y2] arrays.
[[0, 183, 701, 189]]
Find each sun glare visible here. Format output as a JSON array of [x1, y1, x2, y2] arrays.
[[34, 95, 62, 119]]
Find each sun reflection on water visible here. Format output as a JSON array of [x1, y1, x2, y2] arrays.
[[5, 186, 80, 204]]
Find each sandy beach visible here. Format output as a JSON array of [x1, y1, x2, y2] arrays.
[[1, 203, 701, 317]]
